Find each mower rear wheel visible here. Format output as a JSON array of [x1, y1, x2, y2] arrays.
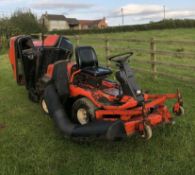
[[40, 98, 49, 115], [72, 97, 97, 125]]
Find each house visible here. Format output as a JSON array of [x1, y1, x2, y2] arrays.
[[78, 18, 107, 30], [41, 14, 69, 31], [40, 13, 79, 31], [40, 13, 108, 31]]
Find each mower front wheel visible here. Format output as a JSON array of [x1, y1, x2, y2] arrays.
[[142, 123, 152, 140], [174, 106, 185, 116], [72, 97, 97, 125]]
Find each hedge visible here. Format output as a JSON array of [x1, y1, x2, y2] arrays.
[[49, 19, 195, 35]]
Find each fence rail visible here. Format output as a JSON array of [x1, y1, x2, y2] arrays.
[[68, 35, 195, 83], [25, 34, 195, 84]]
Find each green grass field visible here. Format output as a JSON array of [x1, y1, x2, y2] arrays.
[[68, 28, 195, 83], [0, 28, 195, 175]]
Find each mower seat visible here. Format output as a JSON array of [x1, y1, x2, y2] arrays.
[[75, 46, 112, 77]]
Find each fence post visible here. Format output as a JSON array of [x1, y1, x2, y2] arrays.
[[150, 37, 157, 79], [105, 38, 110, 67], [5, 32, 8, 48], [38, 33, 42, 40], [0, 35, 2, 51], [75, 35, 80, 47]]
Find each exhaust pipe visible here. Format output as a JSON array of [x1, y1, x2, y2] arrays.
[[44, 85, 126, 140]]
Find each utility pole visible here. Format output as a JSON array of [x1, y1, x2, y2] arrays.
[[163, 5, 166, 20], [121, 8, 124, 25]]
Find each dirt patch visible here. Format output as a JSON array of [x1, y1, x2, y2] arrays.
[[0, 123, 6, 130]]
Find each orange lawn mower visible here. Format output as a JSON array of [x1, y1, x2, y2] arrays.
[[9, 35, 184, 140]]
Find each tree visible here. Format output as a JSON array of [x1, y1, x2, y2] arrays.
[[9, 9, 43, 34]]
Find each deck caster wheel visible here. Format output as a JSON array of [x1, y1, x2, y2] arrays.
[[142, 123, 152, 140], [174, 106, 185, 116], [40, 98, 49, 115], [72, 97, 97, 125]]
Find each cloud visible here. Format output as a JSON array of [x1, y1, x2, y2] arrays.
[[0, 0, 22, 2], [30, 0, 94, 10], [136, 10, 195, 22], [107, 3, 195, 25], [166, 10, 195, 18], [110, 4, 163, 17]]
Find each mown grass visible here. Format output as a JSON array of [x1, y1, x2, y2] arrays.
[[0, 28, 195, 175]]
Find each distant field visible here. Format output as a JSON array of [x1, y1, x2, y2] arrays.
[[0, 28, 195, 175]]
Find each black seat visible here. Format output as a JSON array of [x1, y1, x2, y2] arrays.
[[75, 46, 112, 77]]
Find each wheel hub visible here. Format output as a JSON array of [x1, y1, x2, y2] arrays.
[[42, 99, 49, 114], [77, 108, 89, 125]]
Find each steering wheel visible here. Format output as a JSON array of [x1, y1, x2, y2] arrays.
[[108, 52, 133, 63], [22, 48, 35, 60]]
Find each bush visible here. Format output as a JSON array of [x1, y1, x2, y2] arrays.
[[0, 10, 45, 50], [49, 19, 195, 35]]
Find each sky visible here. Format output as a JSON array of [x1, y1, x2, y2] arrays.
[[0, 0, 195, 26]]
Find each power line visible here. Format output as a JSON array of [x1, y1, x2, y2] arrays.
[[121, 8, 124, 25], [163, 5, 166, 20]]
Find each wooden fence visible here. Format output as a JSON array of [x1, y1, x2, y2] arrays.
[[65, 35, 195, 84], [30, 34, 195, 84]]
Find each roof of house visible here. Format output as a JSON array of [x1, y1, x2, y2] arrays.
[[44, 14, 66, 21], [79, 19, 103, 26], [43, 14, 79, 25], [65, 18, 79, 25]]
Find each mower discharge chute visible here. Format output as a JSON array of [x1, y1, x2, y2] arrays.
[[9, 35, 184, 140]]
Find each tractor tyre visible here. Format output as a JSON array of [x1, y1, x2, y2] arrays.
[[72, 97, 97, 125], [28, 90, 39, 102]]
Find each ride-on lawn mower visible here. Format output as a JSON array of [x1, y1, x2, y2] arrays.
[[9, 35, 184, 140]]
